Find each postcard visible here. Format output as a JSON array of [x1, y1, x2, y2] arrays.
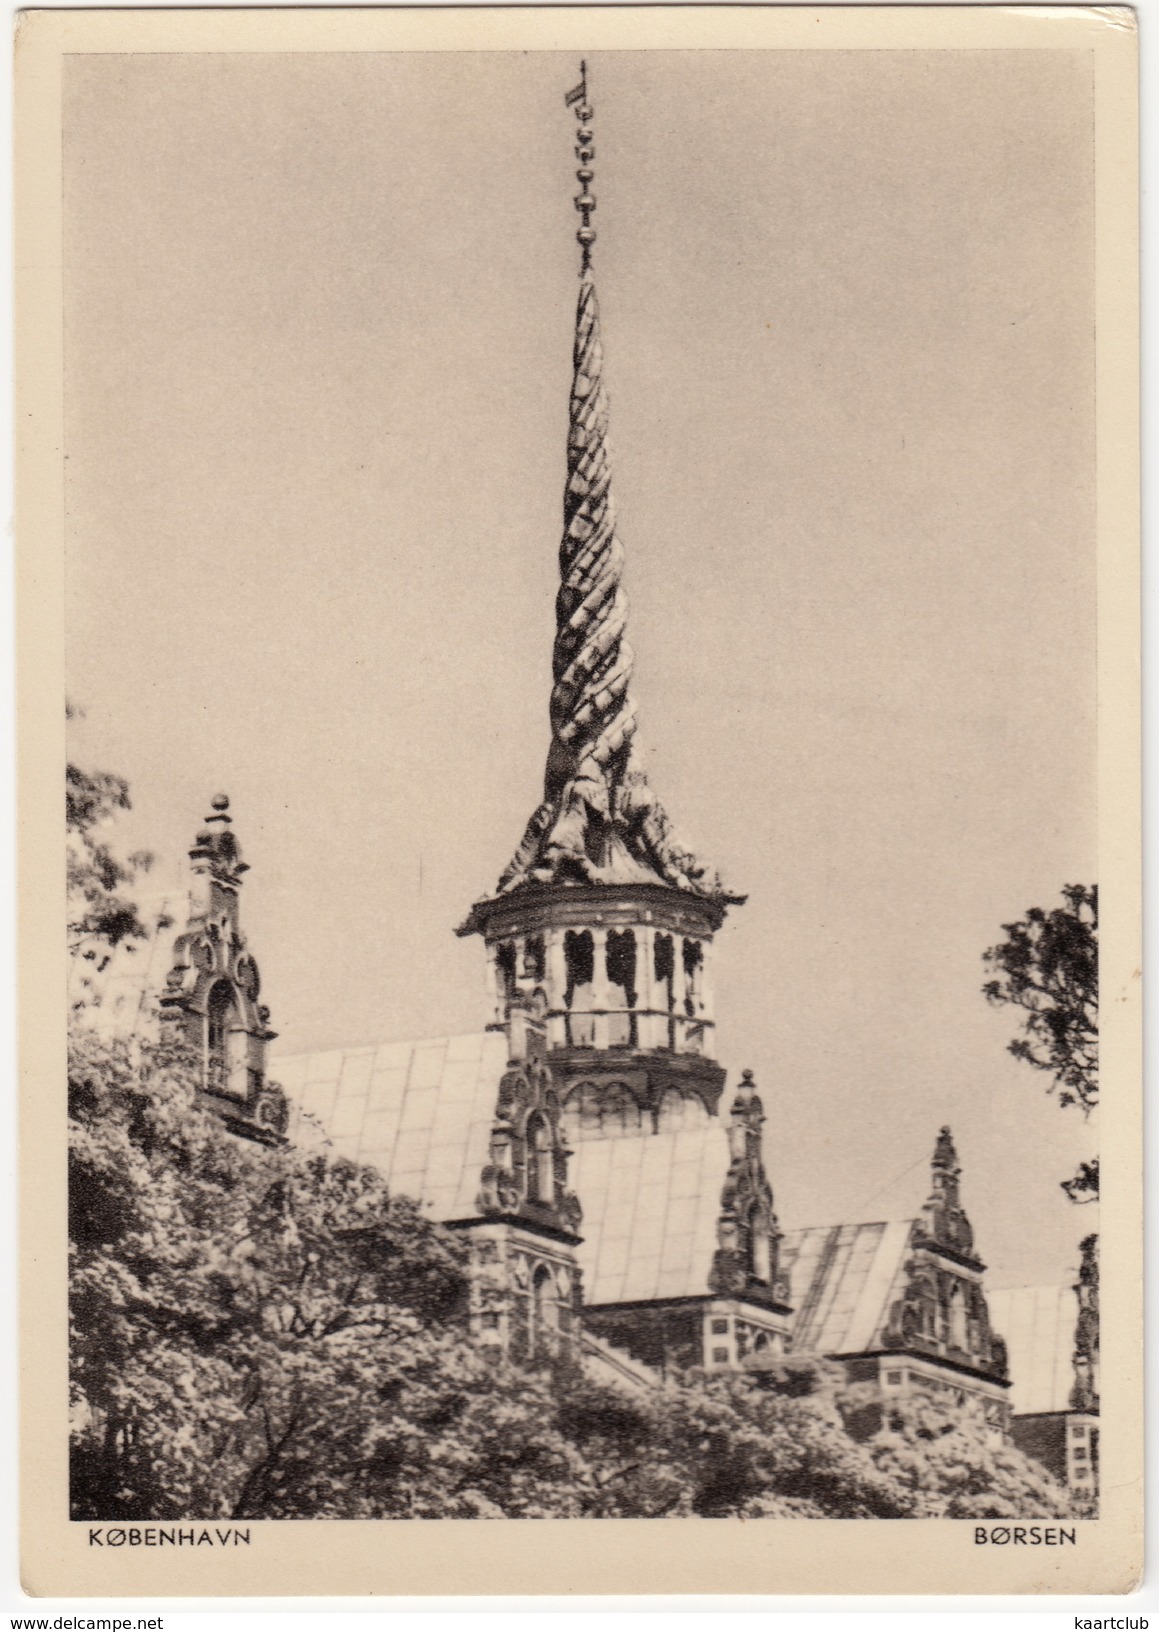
[[17, 4, 1141, 1596]]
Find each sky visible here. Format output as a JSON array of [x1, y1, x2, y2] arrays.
[[63, 48, 1097, 1290]]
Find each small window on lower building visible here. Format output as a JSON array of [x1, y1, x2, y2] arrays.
[[1072, 1446, 1087, 1459], [711, 1318, 729, 1335], [712, 1347, 729, 1364], [1071, 1423, 1087, 1438], [885, 1371, 903, 1384]]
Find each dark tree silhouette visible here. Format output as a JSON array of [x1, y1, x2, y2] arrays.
[[983, 884, 1097, 1200]]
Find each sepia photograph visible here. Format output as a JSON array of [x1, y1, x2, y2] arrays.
[[17, 5, 1140, 1598]]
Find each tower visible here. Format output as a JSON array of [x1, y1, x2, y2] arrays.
[[455, 67, 789, 1366], [276, 66, 789, 1376], [458, 63, 745, 1137], [159, 796, 287, 1143]]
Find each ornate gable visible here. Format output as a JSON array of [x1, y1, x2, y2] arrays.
[[882, 1128, 1008, 1382], [476, 991, 583, 1241], [708, 1071, 790, 1310]]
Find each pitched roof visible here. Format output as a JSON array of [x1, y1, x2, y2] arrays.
[[274, 1033, 735, 1304], [780, 1220, 914, 1355], [273, 1032, 510, 1222], [986, 1284, 1078, 1414]]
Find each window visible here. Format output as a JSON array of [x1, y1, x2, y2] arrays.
[[1072, 1446, 1087, 1460], [564, 930, 595, 1045], [751, 1225, 771, 1284], [256, 1090, 280, 1127], [947, 1282, 969, 1351], [605, 929, 637, 1046], [652, 932, 675, 1044], [606, 929, 637, 1002], [562, 1081, 643, 1142], [654, 933, 675, 991], [746, 1201, 772, 1284], [712, 1348, 729, 1364], [206, 980, 236, 1092], [657, 1089, 708, 1131], [711, 1318, 729, 1335], [1071, 1423, 1087, 1438], [886, 1371, 903, 1385]]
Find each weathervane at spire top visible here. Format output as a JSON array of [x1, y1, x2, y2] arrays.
[[565, 61, 596, 272]]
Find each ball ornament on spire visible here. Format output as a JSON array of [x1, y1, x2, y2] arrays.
[[568, 65, 597, 269]]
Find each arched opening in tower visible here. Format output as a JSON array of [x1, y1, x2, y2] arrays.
[[563, 929, 595, 1046], [206, 978, 238, 1097], [525, 1112, 554, 1205], [605, 928, 637, 1047], [747, 1201, 773, 1285]]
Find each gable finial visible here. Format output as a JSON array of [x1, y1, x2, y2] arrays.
[[933, 1124, 959, 1175], [565, 61, 596, 272]]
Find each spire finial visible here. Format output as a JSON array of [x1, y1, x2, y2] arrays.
[[566, 62, 596, 272]]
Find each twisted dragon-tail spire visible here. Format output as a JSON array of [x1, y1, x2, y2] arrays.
[[487, 65, 737, 906]]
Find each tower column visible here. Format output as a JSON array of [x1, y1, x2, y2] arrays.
[[483, 945, 503, 1028], [546, 928, 568, 1047], [635, 924, 651, 1047], [635, 924, 658, 1050]]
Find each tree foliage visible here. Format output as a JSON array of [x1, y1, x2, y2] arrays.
[[70, 1029, 552, 1520], [839, 1386, 1073, 1520], [983, 884, 1098, 1201], [67, 716, 155, 1001], [982, 884, 1097, 1111]]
